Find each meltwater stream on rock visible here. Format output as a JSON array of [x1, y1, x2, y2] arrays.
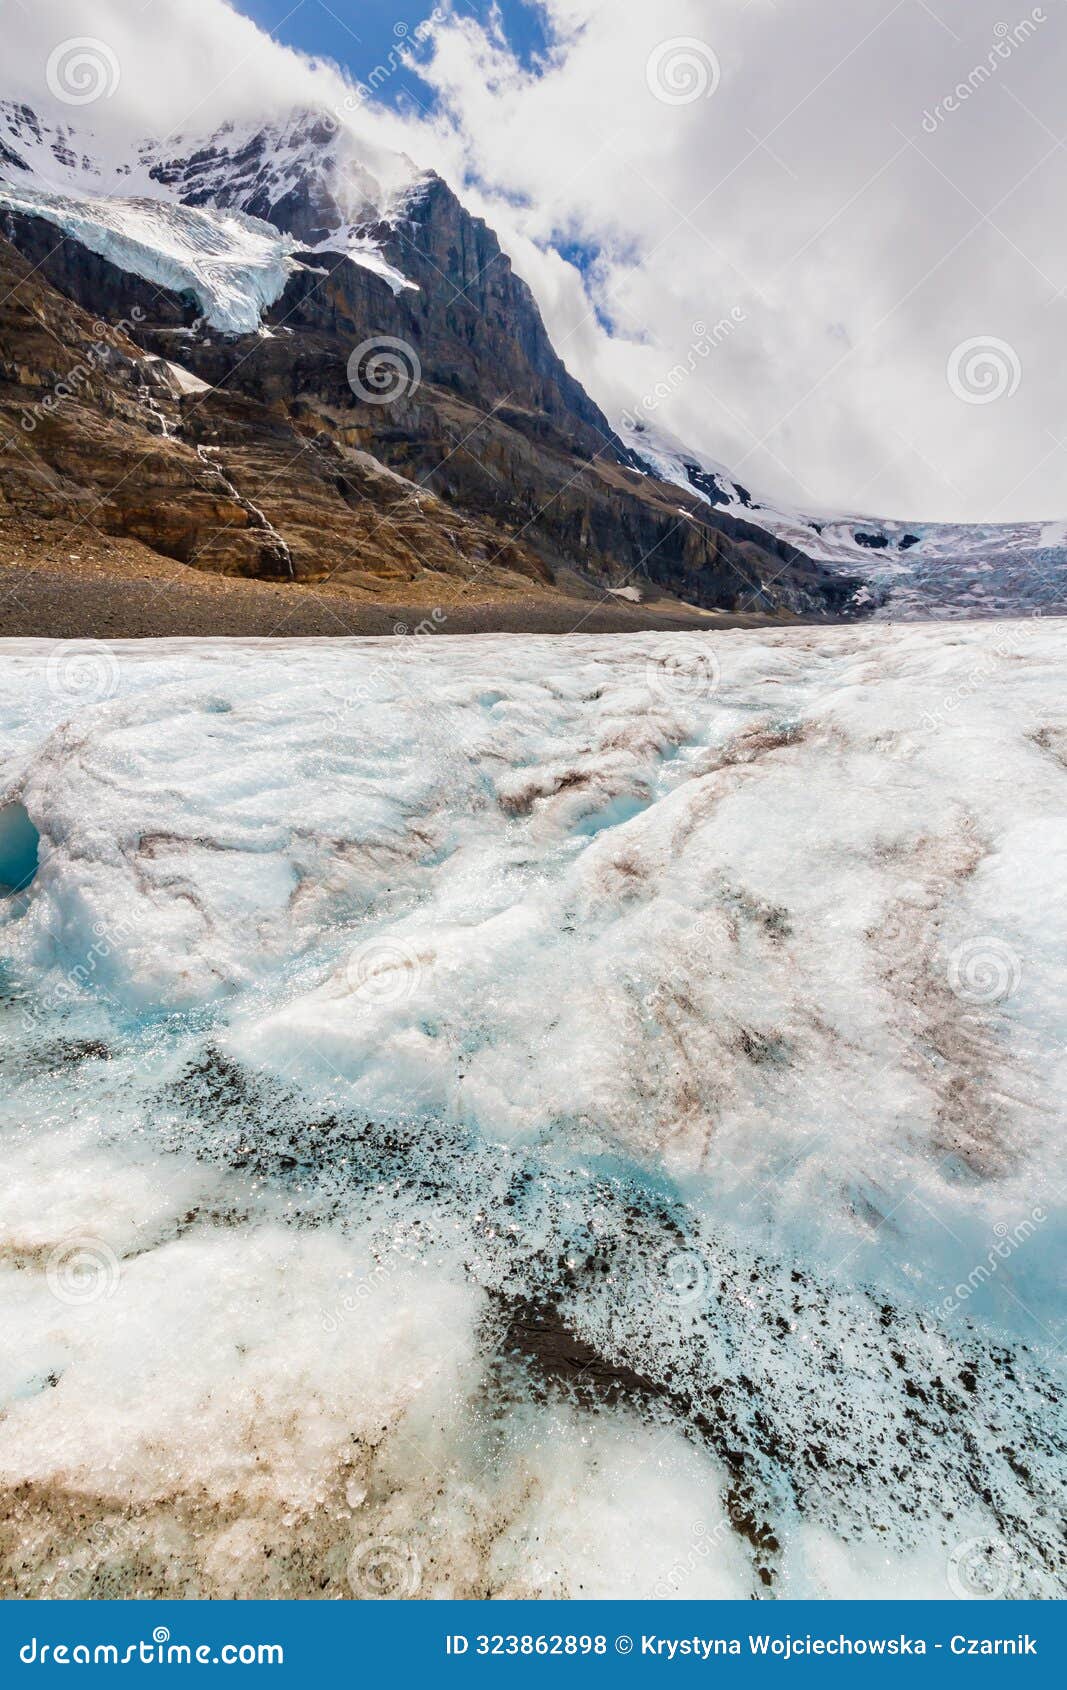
[[0, 626, 1063, 1599]]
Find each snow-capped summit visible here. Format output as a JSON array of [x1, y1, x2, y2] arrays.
[[0, 101, 421, 330], [143, 106, 422, 250], [0, 99, 421, 223]]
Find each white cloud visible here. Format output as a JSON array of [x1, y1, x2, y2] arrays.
[[11, 0, 1067, 522], [404, 0, 1067, 523]]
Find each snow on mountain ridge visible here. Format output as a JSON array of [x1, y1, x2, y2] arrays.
[[144, 107, 421, 237], [0, 101, 421, 326], [622, 417, 1067, 620], [3, 94, 1064, 613]]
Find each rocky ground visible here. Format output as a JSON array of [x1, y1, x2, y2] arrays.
[[0, 524, 784, 638]]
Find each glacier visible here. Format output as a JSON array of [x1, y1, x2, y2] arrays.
[[0, 625, 1063, 1599], [0, 179, 298, 334], [622, 419, 1067, 620], [0, 101, 418, 329]]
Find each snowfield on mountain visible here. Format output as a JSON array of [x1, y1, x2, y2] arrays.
[[0, 179, 299, 334], [623, 419, 1067, 620]]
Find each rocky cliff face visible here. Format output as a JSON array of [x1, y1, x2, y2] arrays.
[[0, 236, 555, 592], [0, 102, 868, 620]]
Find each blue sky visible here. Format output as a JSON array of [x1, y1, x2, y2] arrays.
[[236, 1, 549, 119]]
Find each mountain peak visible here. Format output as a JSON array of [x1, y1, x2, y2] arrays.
[[142, 104, 422, 249]]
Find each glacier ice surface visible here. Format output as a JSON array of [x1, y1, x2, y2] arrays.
[[0, 624, 1063, 1598]]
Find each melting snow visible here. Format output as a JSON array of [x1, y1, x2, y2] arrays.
[[0, 625, 1063, 1599]]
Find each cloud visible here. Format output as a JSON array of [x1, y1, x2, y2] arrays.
[[404, 0, 1067, 523], [7, 0, 419, 154], [12, 0, 1067, 522]]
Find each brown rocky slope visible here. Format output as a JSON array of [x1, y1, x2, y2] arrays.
[[0, 105, 872, 634]]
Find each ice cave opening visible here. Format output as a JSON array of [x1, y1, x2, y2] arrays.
[[0, 800, 40, 896]]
